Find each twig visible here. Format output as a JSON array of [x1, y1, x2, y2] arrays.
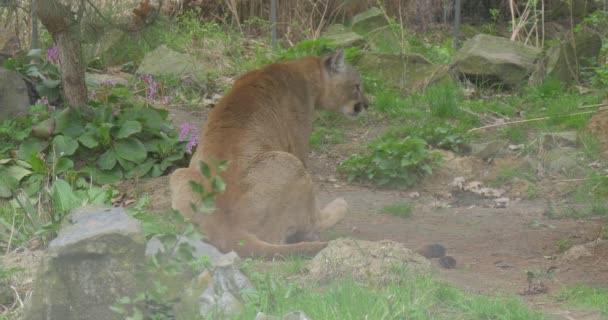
[[468, 110, 596, 133], [10, 286, 23, 309], [577, 103, 608, 109]]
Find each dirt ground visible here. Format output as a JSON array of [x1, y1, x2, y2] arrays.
[[155, 105, 608, 319]]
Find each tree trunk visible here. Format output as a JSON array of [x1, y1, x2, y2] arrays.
[[35, 0, 87, 108]]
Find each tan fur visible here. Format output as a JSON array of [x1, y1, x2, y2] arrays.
[[170, 51, 369, 259]]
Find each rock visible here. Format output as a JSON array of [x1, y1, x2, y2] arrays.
[[321, 24, 366, 49], [538, 32, 602, 85], [136, 45, 208, 84], [561, 239, 607, 262], [543, 131, 579, 149], [543, 147, 586, 177], [351, 7, 400, 53], [256, 312, 280, 320], [586, 109, 608, 152], [283, 311, 312, 320], [23, 207, 145, 320], [356, 52, 449, 91], [146, 235, 223, 263], [308, 238, 431, 283], [494, 197, 510, 208], [470, 140, 505, 161], [256, 311, 312, 320], [0, 67, 31, 120], [176, 252, 253, 319], [85, 72, 131, 87], [452, 34, 542, 88]]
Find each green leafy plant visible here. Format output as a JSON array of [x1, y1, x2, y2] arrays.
[[189, 159, 229, 215], [310, 126, 345, 150], [383, 120, 472, 154], [4, 48, 63, 103], [339, 136, 441, 187]]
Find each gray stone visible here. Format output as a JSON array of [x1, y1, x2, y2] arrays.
[[321, 24, 366, 49], [541, 32, 602, 85], [543, 147, 586, 178], [23, 206, 145, 320], [146, 235, 223, 263], [351, 7, 400, 54], [256, 312, 280, 320], [283, 311, 312, 320], [308, 238, 431, 283], [176, 252, 253, 319], [0, 67, 31, 120], [136, 45, 207, 82], [452, 34, 542, 88], [470, 140, 505, 161], [542, 131, 579, 149], [356, 52, 449, 91], [85, 72, 131, 87]]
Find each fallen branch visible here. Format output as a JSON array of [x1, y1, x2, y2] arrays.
[[468, 110, 596, 133], [577, 102, 608, 109]]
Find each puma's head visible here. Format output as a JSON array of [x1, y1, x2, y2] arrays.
[[317, 50, 370, 117]]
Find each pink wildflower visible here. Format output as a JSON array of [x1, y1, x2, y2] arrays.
[[47, 46, 60, 64], [179, 123, 200, 154]]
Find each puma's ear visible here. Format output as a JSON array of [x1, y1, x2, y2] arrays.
[[325, 50, 345, 74]]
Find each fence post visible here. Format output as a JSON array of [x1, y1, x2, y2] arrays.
[[271, 0, 277, 47]]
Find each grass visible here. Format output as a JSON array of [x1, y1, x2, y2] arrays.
[[310, 127, 345, 151], [556, 239, 573, 253], [554, 285, 608, 317], [233, 267, 544, 320], [382, 203, 413, 218]]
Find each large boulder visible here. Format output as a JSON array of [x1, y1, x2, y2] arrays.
[[452, 34, 542, 88], [356, 52, 449, 91], [136, 45, 207, 83], [0, 67, 31, 120], [541, 32, 602, 85], [308, 238, 431, 283], [351, 7, 400, 54], [23, 207, 145, 320], [321, 24, 366, 49]]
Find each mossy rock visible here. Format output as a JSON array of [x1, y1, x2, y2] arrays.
[[356, 52, 450, 92]]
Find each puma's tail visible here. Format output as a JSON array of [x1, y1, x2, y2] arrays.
[[213, 228, 328, 259]]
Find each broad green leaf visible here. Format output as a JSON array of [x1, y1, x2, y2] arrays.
[[189, 181, 204, 195], [0, 159, 12, 164], [29, 153, 47, 174], [42, 78, 61, 88], [54, 158, 74, 174], [5, 165, 32, 182], [198, 161, 211, 179], [124, 158, 155, 179], [115, 120, 142, 139], [98, 149, 117, 170], [116, 155, 135, 171], [52, 135, 79, 156], [79, 166, 122, 185], [114, 138, 147, 163], [0, 174, 18, 198], [211, 176, 226, 194], [51, 179, 83, 214], [17, 138, 47, 161], [54, 108, 85, 137], [149, 164, 163, 177], [78, 132, 99, 148]]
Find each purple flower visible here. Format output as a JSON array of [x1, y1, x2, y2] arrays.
[[47, 46, 60, 64], [113, 105, 121, 116], [179, 123, 200, 154], [148, 82, 160, 99], [102, 80, 116, 88]]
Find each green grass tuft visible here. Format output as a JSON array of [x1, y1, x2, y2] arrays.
[[382, 203, 413, 218]]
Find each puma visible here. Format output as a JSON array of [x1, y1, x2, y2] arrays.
[[170, 50, 369, 258]]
